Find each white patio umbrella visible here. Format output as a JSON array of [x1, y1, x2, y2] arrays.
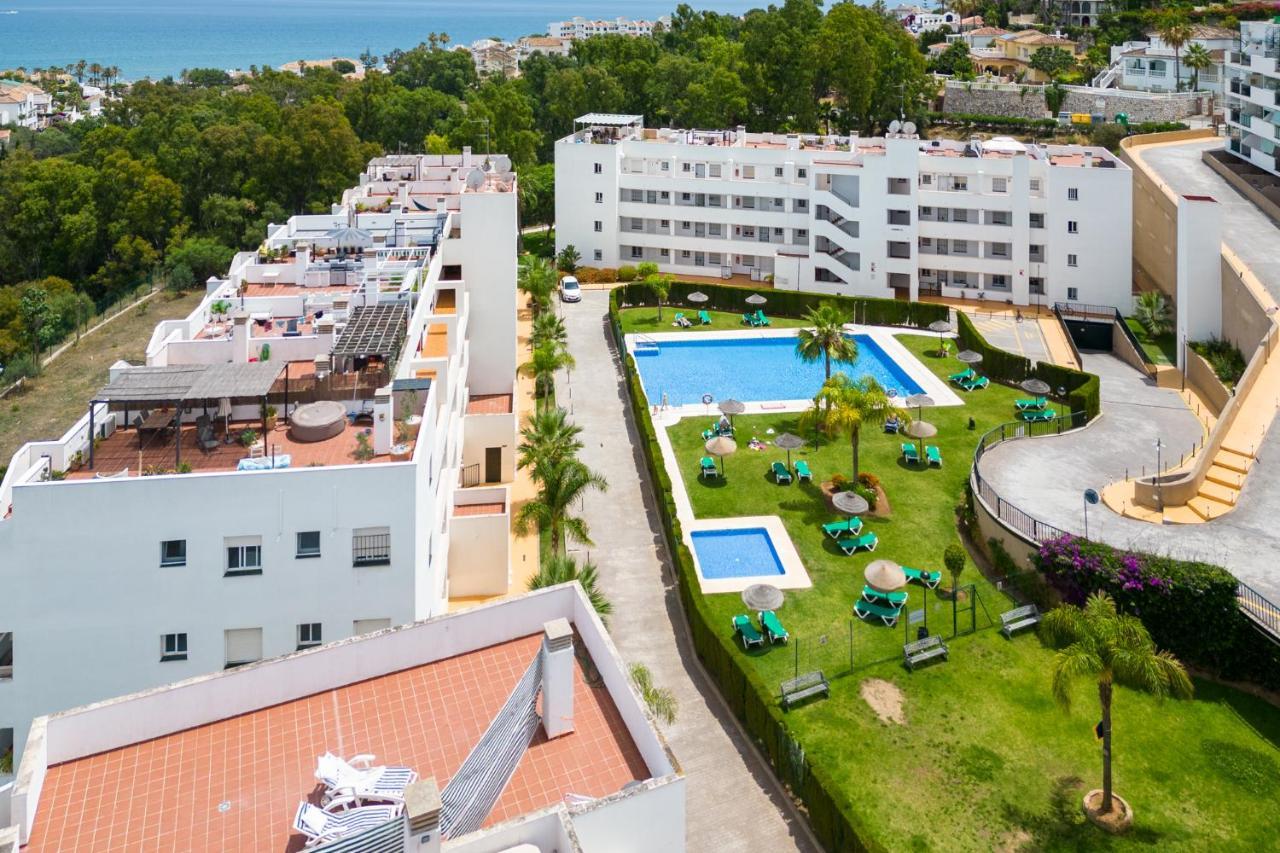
[[216, 397, 233, 440], [865, 559, 907, 592], [705, 435, 737, 475]]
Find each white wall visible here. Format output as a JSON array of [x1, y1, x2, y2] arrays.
[[447, 488, 511, 597], [454, 189, 519, 396], [1176, 195, 1224, 364]]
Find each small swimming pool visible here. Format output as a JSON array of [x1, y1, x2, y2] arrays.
[[691, 527, 786, 580], [632, 333, 924, 406]]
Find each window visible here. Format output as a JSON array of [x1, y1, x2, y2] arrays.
[[990, 274, 1009, 288], [660, 219, 669, 228], [797, 168, 807, 179], [921, 173, 933, 186], [594, 192, 603, 203], [659, 248, 670, 257], [224, 628, 262, 668], [1067, 220, 1079, 234], [682, 162, 691, 172], [160, 539, 187, 567], [1030, 212, 1045, 229], [660, 161, 670, 172], [629, 246, 642, 258], [593, 163, 602, 174], [681, 192, 691, 202], [987, 211, 1011, 226], [594, 249, 603, 261], [1068, 287, 1079, 300], [225, 538, 262, 576], [1030, 179, 1041, 192], [1029, 277, 1045, 295], [0, 631, 12, 680], [795, 229, 808, 240], [593, 221, 602, 233], [681, 250, 691, 259], [709, 164, 722, 178], [795, 199, 807, 211], [1067, 187, 1079, 201], [774, 167, 784, 177], [952, 239, 968, 254], [709, 223, 722, 236], [1068, 253, 1078, 267], [296, 531, 321, 559], [992, 177, 1007, 193], [354, 618, 392, 635], [297, 623, 322, 650], [659, 191, 669, 200], [161, 633, 187, 662], [352, 527, 390, 567]]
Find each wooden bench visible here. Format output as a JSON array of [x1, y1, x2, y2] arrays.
[[903, 635, 949, 671], [780, 671, 830, 708], [1000, 604, 1041, 638]]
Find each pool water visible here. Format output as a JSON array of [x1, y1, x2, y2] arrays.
[[691, 528, 785, 580], [633, 333, 924, 406]]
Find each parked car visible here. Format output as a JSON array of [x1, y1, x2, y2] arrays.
[[560, 275, 582, 303]]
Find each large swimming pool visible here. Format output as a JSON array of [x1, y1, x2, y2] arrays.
[[632, 333, 924, 406], [691, 528, 785, 580]]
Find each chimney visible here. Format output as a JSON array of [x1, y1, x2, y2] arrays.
[[403, 777, 442, 853], [541, 618, 575, 739], [231, 310, 251, 363], [461, 146, 472, 168]]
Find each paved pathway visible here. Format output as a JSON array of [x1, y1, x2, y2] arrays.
[[555, 290, 817, 852]]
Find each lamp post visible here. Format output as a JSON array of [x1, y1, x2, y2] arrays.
[[1154, 438, 1164, 516]]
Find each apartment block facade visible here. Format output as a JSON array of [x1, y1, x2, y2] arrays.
[[556, 115, 1132, 308], [0, 150, 519, 770], [1227, 20, 1280, 177]]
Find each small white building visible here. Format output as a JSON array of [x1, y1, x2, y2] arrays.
[[1107, 25, 1236, 96], [0, 149, 521, 772], [1, 584, 685, 852], [0, 80, 51, 129], [1227, 20, 1280, 177], [556, 115, 1132, 309], [518, 35, 574, 61], [547, 16, 670, 41]]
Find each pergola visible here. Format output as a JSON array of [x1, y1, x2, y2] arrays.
[[89, 362, 283, 470], [332, 304, 409, 369]]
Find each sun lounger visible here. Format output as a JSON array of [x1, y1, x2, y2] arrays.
[[925, 445, 942, 467], [1015, 396, 1047, 411], [901, 443, 921, 465], [959, 375, 990, 392], [855, 598, 903, 626], [760, 610, 789, 644], [771, 461, 793, 484], [673, 311, 686, 326], [753, 309, 770, 326], [862, 585, 908, 607], [698, 309, 712, 325], [1019, 408, 1056, 423], [822, 517, 863, 539], [742, 312, 756, 326], [699, 456, 719, 478], [795, 459, 812, 482], [702, 429, 716, 441], [733, 613, 765, 649], [948, 367, 976, 384], [903, 566, 942, 588], [294, 799, 403, 845], [315, 752, 417, 803], [837, 532, 878, 555]]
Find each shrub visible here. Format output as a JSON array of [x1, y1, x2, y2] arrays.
[[1190, 336, 1246, 387], [853, 483, 878, 511], [830, 472, 850, 491], [857, 471, 880, 491], [617, 265, 638, 282]]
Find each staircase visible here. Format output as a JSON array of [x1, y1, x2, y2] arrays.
[[1092, 62, 1121, 89], [1188, 445, 1254, 521]]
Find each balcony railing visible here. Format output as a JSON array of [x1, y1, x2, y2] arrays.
[[352, 534, 391, 567]]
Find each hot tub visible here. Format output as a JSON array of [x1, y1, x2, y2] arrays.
[[289, 401, 347, 442]]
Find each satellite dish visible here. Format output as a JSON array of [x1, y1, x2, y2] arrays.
[[888, 119, 902, 134], [465, 168, 486, 191], [902, 121, 917, 136], [481, 156, 493, 172], [493, 154, 511, 173]]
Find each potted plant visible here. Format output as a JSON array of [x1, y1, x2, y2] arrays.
[[352, 431, 375, 462], [261, 403, 278, 431], [239, 428, 258, 448]]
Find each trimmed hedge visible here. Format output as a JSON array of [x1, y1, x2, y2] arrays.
[[617, 280, 948, 329], [955, 311, 1100, 423], [1035, 536, 1280, 689], [928, 111, 1059, 133], [609, 288, 879, 852]]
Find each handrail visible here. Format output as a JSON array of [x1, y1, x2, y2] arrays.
[[1050, 304, 1085, 372], [1238, 582, 1280, 644], [970, 414, 1078, 545]]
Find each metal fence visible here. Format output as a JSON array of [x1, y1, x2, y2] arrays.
[[971, 417, 1075, 545], [1238, 581, 1280, 640]]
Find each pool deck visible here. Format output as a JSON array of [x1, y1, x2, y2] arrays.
[[686, 516, 812, 595], [627, 326, 962, 417]]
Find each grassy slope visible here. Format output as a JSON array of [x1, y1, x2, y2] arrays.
[[1123, 317, 1176, 366], [0, 291, 204, 467], [664, 331, 1280, 850]]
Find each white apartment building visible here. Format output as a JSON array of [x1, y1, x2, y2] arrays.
[[556, 115, 1132, 308], [1, 585, 685, 851], [1227, 20, 1280, 177], [0, 149, 520, 771], [0, 81, 51, 130], [547, 15, 670, 41]]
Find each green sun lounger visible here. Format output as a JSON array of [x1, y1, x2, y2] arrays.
[[948, 367, 976, 384], [673, 312, 687, 326], [698, 309, 712, 325], [699, 456, 719, 478], [837, 532, 878, 555], [855, 598, 903, 626], [901, 443, 921, 465], [771, 461, 793, 484], [861, 585, 909, 607], [926, 445, 942, 467], [1015, 396, 1047, 411], [760, 610, 789, 644], [702, 429, 716, 441], [732, 614, 765, 648], [1019, 408, 1057, 423], [795, 459, 812, 482], [754, 309, 771, 327], [903, 566, 942, 588], [742, 312, 757, 326], [822, 517, 863, 539], [959, 375, 990, 392]]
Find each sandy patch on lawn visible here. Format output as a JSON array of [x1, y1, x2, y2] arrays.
[[860, 678, 905, 725]]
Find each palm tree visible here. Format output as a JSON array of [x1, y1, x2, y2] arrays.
[[528, 553, 612, 619], [1133, 291, 1172, 338], [796, 301, 856, 379], [630, 663, 677, 725], [1157, 15, 1193, 92], [521, 341, 574, 406], [1182, 43, 1212, 92], [800, 374, 903, 479], [518, 406, 583, 470], [518, 256, 556, 315], [1042, 592, 1193, 815], [516, 458, 608, 554], [531, 311, 567, 350]]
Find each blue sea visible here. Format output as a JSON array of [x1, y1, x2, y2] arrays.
[[0, 0, 763, 80]]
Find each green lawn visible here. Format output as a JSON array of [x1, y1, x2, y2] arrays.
[[618, 305, 808, 335], [1123, 317, 1176, 366], [664, 333, 1280, 850]]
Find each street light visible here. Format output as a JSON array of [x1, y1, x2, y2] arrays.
[[1154, 438, 1164, 514]]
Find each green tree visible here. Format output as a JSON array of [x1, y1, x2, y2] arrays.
[[331, 59, 356, 76], [1134, 291, 1172, 337], [1044, 81, 1068, 117], [944, 542, 966, 595], [516, 458, 608, 554], [387, 44, 476, 96], [556, 245, 580, 274], [795, 301, 856, 378], [1030, 47, 1076, 82], [521, 341, 575, 405], [644, 271, 672, 322], [518, 255, 557, 315], [528, 553, 612, 620], [800, 374, 903, 479], [1157, 14, 1193, 92], [630, 663, 677, 724], [532, 311, 568, 351], [1182, 43, 1212, 92], [18, 285, 50, 367], [740, 0, 824, 130], [932, 41, 975, 78], [1042, 592, 1193, 815], [518, 406, 583, 470]]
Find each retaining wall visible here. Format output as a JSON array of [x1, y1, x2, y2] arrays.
[[943, 81, 1205, 122]]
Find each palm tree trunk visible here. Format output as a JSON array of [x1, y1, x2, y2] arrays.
[[851, 426, 860, 479], [1099, 678, 1114, 813], [824, 349, 831, 379]]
